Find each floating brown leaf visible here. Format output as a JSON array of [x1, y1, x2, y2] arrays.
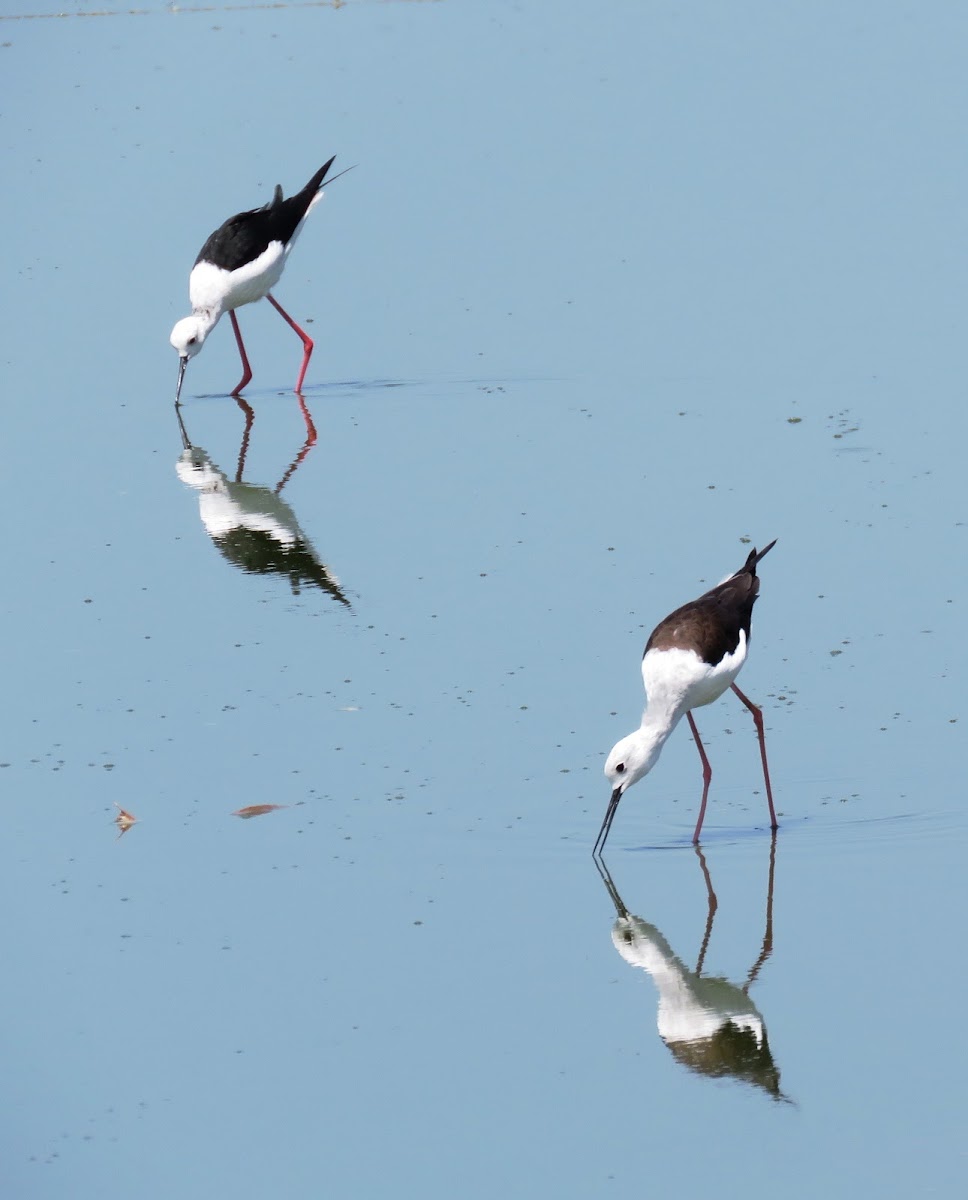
[[233, 804, 286, 820], [114, 804, 137, 838]]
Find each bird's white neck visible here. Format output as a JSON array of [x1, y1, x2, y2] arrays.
[[628, 688, 696, 784], [641, 702, 682, 741], [617, 712, 680, 787], [192, 305, 221, 329], [635, 697, 687, 761], [607, 665, 695, 790]]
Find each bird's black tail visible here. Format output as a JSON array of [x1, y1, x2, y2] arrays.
[[265, 158, 340, 245], [742, 539, 777, 576], [301, 157, 337, 198]]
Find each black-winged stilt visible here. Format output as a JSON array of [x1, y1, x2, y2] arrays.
[[595, 541, 778, 854], [171, 158, 340, 403], [174, 400, 351, 607]]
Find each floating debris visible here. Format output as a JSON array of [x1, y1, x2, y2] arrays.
[[114, 805, 137, 838], [233, 804, 286, 820]]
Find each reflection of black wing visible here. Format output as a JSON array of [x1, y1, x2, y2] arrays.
[[667, 1021, 783, 1099], [212, 528, 351, 605]]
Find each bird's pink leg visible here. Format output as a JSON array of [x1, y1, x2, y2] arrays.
[[730, 683, 778, 831], [687, 712, 712, 843], [266, 293, 314, 393], [229, 310, 253, 395]]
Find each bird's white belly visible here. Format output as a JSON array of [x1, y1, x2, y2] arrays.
[[189, 241, 287, 313], [642, 634, 748, 715]]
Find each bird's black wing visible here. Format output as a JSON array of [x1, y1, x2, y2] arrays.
[[194, 158, 336, 272], [645, 542, 776, 665]]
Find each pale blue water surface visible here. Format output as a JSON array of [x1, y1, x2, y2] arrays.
[[1, 1, 967, 1197]]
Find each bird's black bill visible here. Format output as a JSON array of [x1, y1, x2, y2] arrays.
[[175, 356, 188, 405], [593, 786, 624, 858]]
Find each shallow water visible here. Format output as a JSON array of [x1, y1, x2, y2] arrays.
[[2, 2, 967, 1197]]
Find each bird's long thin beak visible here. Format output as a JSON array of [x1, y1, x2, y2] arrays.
[[175, 356, 188, 405], [593, 786, 625, 858]]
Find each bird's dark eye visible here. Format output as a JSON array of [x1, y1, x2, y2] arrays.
[[615, 763, 626, 774], [188, 336, 197, 346]]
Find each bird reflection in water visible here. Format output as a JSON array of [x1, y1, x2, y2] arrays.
[[596, 835, 790, 1102], [175, 398, 350, 606]]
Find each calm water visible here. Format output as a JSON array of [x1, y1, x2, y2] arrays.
[[2, 2, 967, 1197]]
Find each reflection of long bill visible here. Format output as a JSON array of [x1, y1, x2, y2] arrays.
[[594, 838, 790, 1102]]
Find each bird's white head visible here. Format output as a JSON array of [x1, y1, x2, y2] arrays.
[[170, 314, 213, 403], [604, 727, 665, 799], [170, 315, 209, 361]]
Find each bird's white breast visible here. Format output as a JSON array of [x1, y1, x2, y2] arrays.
[[641, 632, 748, 715], [189, 241, 287, 313]]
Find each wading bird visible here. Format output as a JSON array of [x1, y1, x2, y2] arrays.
[[596, 542, 778, 854], [171, 158, 341, 402]]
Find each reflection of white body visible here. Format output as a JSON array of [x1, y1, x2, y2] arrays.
[[597, 848, 788, 1101], [178, 452, 305, 546], [613, 917, 765, 1047], [176, 447, 349, 605]]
